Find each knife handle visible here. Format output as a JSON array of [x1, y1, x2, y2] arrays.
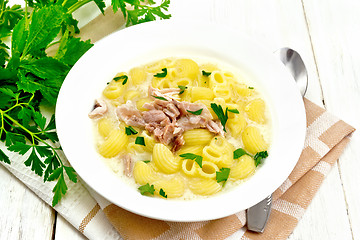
[[246, 194, 272, 233]]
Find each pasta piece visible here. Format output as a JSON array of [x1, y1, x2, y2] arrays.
[[189, 178, 221, 195], [171, 77, 193, 89], [213, 84, 232, 102], [230, 155, 256, 180], [153, 177, 185, 198], [127, 142, 146, 154], [145, 58, 175, 73], [97, 117, 113, 137], [175, 59, 199, 79], [152, 143, 180, 173], [124, 90, 141, 102], [197, 161, 219, 179], [183, 129, 213, 146], [242, 126, 268, 154], [133, 161, 157, 185], [141, 132, 156, 152], [227, 113, 247, 137], [245, 98, 266, 124], [181, 159, 199, 177], [202, 137, 234, 168], [136, 98, 152, 111], [209, 71, 227, 89], [103, 79, 126, 99], [129, 67, 147, 85], [98, 128, 128, 158], [232, 82, 255, 98], [177, 144, 204, 156], [191, 87, 214, 101]]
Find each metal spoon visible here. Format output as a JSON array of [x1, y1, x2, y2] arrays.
[[246, 48, 308, 233]]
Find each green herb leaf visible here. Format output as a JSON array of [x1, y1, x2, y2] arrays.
[[179, 153, 203, 168], [154, 68, 167, 78], [254, 151, 268, 167], [135, 136, 146, 146], [210, 103, 227, 132], [0, 149, 10, 164], [159, 188, 168, 198], [52, 172, 68, 207], [24, 148, 46, 176], [216, 168, 230, 183], [152, 95, 168, 101], [178, 85, 187, 94], [113, 75, 128, 85], [143, 160, 150, 163], [202, 70, 212, 77], [125, 126, 138, 135], [233, 148, 249, 159], [248, 86, 254, 89], [64, 166, 78, 183], [227, 108, 239, 114], [187, 108, 203, 115], [138, 183, 155, 195]]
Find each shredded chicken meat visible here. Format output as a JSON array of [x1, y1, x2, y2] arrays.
[[88, 99, 108, 119], [116, 87, 225, 152]]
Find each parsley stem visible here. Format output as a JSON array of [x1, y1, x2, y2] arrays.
[[67, 0, 92, 14]]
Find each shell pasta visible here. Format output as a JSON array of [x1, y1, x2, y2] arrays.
[[90, 57, 272, 200]]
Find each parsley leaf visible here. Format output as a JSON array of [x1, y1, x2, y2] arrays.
[[135, 136, 146, 146], [113, 75, 128, 85], [187, 108, 203, 115], [202, 70, 212, 76], [227, 108, 239, 114], [233, 148, 249, 159], [254, 151, 269, 167], [216, 168, 230, 183], [179, 153, 203, 168], [159, 188, 168, 198], [210, 103, 228, 132], [143, 160, 150, 163], [154, 68, 167, 78], [0, 149, 10, 164], [125, 126, 138, 135], [138, 183, 155, 195], [178, 85, 187, 94], [152, 95, 168, 101]]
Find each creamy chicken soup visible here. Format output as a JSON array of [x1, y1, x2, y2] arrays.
[[89, 57, 271, 199]]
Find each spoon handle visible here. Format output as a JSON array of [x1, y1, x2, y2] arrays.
[[246, 194, 272, 232]]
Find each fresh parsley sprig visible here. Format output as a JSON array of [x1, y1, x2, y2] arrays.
[[233, 148, 269, 167], [0, 0, 172, 206], [179, 153, 203, 168]]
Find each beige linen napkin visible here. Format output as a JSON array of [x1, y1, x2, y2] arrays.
[[0, 9, 356, 240]]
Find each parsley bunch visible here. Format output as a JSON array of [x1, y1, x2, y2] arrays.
[[0, 0, 171, 206]]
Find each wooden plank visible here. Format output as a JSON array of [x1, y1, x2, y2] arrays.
[[302, 0, 360, 239], [0, 165, 55, 240]]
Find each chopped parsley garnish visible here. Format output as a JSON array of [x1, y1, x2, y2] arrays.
[[216, 168, 230, 183], [187, 108, 203, 115], [233, 148, 269, 167], [179, 153, 203, 168], [113, 75, 128, 85], [227, 108, 239, 114], [135, 136, 146, 146], [233, 148, 249, 159], [248, 86, 254, 89], [154, 68, 167, 78], [138, 183, 155, 195], [178, 85, 188, 94], [202, 70, 212, 77], [159, 188, 168, 198], [143, 160, 150, 163], [254, 151, 269, 167], [210, 103, 228, 132], [125, 126, 138, 135], [152, 95, 168, 101]]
